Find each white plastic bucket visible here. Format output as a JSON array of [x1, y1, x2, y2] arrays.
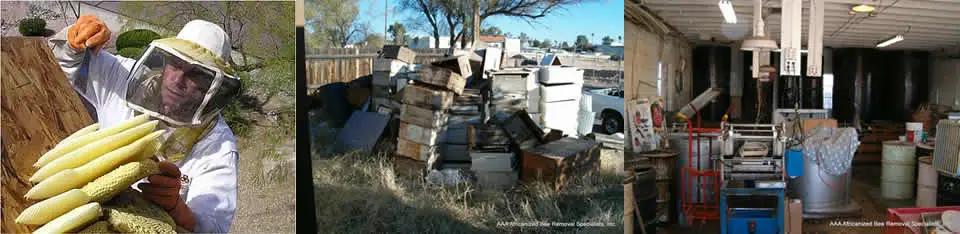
[[906, 122, 923, 143], [882, 141, 917, 199], [917, 156, 938, 207]]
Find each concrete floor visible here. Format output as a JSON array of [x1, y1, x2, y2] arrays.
[[658, 163, 919, 233]]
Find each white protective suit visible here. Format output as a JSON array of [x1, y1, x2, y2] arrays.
[[48, 26, 238, 233]]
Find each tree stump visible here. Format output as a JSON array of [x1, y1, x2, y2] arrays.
[[1, 37, 94, 233]]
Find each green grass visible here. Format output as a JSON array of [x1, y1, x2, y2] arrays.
[[312, 150, 624, 233]]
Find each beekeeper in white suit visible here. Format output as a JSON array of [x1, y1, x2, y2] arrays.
[[49, 15, 239, 232]]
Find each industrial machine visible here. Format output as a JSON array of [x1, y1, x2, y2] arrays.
[[719, 123, 787, 234]]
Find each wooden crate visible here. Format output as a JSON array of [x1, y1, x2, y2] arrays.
[[394, 156, 427, 178], [401, 83, 454, 111], [382, 45, 416, 63], [431, 55, 472, 78], [396, 137, 438, 161], [398, 121, 446, 145], [468, 123, 512, 147], [400, 104, 448, 128], [417, 65, 466, 95], [2, 37, 95, 233], [521, 137, 601, 191], [498, 110, 544, 150]]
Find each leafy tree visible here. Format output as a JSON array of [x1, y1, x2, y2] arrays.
[[575, 35, 590, 50], [602, 35, 613, 45], [387, 22, 407, 45], [363, 33, 386, 48], [530, 39, 541, 48], [401, 0, 583, 49], [561, 41, 570, 50], [480, 26, 503, 36], [539, 39, 552, 48]]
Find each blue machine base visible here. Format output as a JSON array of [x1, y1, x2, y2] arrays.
[[727, 209, 778, 234], [720, 187, 785, 234]]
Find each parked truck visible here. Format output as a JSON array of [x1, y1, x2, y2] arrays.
[[584, 88, 625, 134]]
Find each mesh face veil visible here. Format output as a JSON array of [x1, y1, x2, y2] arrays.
[[125, 39, 240, 127]]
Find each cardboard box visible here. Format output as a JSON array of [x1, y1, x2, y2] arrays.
[[417, 65, 466, 95], [475, 171, 518, 190], [382, 45, 416, 63], [470, 151, 516, 172], [400, 104, 448, 128], [431, 55, 472, 78], [786, 199, 802, 234], [398, 121, 446, 145], [401, 84, 454, 110], [373, 58, 409, 73], [397, 137, 438, 161], [521, 137, 600, 191], [801, 118, 838, 135]]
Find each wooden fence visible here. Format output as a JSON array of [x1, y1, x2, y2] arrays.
[[305, 48, 451, 88]]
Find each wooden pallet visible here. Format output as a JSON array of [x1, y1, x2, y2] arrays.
[[1, 37, 95, 233]]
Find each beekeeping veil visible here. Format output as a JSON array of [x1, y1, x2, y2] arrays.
[[125, 20, 240, 127]]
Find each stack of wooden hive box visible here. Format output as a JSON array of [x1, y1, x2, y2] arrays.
[[440, 88, 484, 170], [490, 67, 541, 125], [371, 45, 416, 112], [394, 55, 471, 177]]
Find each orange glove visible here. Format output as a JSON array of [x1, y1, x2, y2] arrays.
[[138, 161, 196, 231], [67, 15, 111, 52]]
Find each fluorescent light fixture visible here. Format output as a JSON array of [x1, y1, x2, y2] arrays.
[[851, 4, 875, 13], [719, 0, 737, 24], [876, 34, 904, 48]]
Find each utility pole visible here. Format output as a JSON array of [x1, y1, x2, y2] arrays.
[[385, 0, 388, 42], [472, 0, 480, 48]]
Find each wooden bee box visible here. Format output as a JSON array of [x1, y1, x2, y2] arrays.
[[396, 137, 438, 161], [431, 55, 472, 78], [382, 45, 416, 63], [400, 104, 448, 128], [521, 137, 601, 191], [416, 65, 466, 95], [401, 83, 454, 111], [398, 121, 446, 146]]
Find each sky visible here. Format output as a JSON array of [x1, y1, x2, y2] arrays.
[[356, 0, 624, 46]]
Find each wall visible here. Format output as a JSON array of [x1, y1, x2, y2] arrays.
[[831, 49, 930, 122], [930, 57, 960, 108], [624, 20, 692, 112]]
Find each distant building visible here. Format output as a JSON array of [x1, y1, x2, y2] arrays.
[[595, 43, 624, 57], [477, 35, 521, 54]]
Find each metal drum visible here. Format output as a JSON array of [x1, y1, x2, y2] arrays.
[[882, 141, 917, 199], [794, 148, 861, 218], [669, 132, 720, 203]]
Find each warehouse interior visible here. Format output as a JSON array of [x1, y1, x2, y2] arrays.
[[624, 0, 960, 233]]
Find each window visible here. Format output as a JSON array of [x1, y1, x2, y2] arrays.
[[657, 62, 663, 97], [822, 73, 833, 109]]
